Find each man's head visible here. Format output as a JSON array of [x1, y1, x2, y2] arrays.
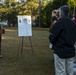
[[59, 5, 70, 17]]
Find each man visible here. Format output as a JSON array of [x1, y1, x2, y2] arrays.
[[49, 5, 76, 75]]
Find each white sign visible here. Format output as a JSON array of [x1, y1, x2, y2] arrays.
[[17, 15, 32, 36]]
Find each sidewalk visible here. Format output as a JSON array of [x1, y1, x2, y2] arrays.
[[74, 56, 76, 75], [74, 47, 76, 75]]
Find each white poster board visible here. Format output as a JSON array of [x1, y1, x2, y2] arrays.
[[17, 15, 32, 36]]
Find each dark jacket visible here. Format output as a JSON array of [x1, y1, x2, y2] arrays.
[[49, 16, 76, 59]]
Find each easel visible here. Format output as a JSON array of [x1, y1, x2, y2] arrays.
[[17, 15, 33, 56], [17, 36, 34, 56]]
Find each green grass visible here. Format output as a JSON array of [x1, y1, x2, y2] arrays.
[[0, 27, 54, 75]]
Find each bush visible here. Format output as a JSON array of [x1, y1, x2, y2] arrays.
[[41, 2, 52, 28], [40, 0, 68, 28]]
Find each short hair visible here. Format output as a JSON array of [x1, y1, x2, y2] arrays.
[[59, 5, 70, 16], [52, 10, 57, 14]]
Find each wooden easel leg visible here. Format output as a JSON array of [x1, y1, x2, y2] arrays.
[[29, 36, 34, 55], [17, 36, 34, 56], [21, 37, 24, 55], [17, 37, 22, 56], [0, 34, 3, 58]]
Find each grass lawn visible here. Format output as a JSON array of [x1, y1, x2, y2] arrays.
[[0, 27, 54, 75]]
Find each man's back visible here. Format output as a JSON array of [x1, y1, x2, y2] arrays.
[[57, 18, 76, 47], [49, 16, 76, 58]]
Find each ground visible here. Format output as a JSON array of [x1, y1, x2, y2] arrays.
[[0, 27, 54, 75]]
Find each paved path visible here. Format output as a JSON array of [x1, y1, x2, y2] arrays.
[[74, 56, 76, 75], [74, 48, 76, 75]]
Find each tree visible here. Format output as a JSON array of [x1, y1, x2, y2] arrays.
[[40, 0, 69, 28], [40, 2, 52, 27], [0, 1, 26, 26], [67, 0, 76, 17], [52, 0, 68, 10], [67, 0, 76, 6]]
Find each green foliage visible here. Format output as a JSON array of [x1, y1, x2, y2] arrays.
[[41, 2, 52, 28], [40, 0, 69, 28], [67, 0, 76, 7], [0, 0, 76, 27], [0, 0, 39, 27], [67, 0, 76, 17], [52, 0, 68, 10]]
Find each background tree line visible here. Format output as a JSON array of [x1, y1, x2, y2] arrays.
[[0, 0, 76, 27]]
